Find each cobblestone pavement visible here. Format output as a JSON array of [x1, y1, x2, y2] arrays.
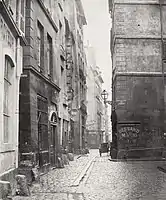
[[13, 150, 97, 200], [76, 155, 166, 200], [13, 151, 166, 200]]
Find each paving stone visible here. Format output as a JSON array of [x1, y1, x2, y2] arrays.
[[77, 155, 166, 200], [13, 150, 166, 200], [13, 151, 97, 200]]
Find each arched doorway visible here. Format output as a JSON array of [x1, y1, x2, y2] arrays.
[[49, 111, 58, 166]]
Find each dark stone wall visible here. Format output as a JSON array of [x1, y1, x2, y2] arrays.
[[19, 71, 31, 153], [24, 0, 59, 83], [113, 75, 164, 149], [19, 0, 60, 165]]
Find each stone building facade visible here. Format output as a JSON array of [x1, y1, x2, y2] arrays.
[[56, 0, 87, 154], [85, 45, 104, 149], [19, 0, 62, 175], [19, 0, 87, 179], [68, 0, 87, 152], [0, 0, 26, 195], [109, 0, 166, 157]]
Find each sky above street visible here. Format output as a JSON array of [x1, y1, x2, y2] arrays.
[[82, 0, 112, 97]]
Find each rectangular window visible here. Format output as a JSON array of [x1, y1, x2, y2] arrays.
[[3, 57, 12, 143], [61, 66, 64, 88], [62, 120, 68, 148], [60, 56, 65, 91], [20, 0, 25, 33], [59, 21, 62, 44], [47, 33, 53, 76], [37, 21, 44, 70], [21, 0, 25, 17]]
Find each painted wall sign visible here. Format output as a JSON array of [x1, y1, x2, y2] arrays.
[[118, 123, 140, 138], [119, 126, 140, 135], [117, 122, 141, 148]]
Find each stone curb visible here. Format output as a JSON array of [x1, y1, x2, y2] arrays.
[[71, 156, 96, 187], [81, 159, 95, 185]]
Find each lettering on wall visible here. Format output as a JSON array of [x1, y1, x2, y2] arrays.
[[118, 124, 141, 148], [118, 126, 140, 138], [0, 15, 15, 50]]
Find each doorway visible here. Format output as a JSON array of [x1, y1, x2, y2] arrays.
[[50, 112, 58, 167]]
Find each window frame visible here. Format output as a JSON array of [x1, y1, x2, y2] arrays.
[[37, 21, 44, 71], [3, 55, 14, 143], [19, 0, 26, 33], [47, 33, 53, 77]]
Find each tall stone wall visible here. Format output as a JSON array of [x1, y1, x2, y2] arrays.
[[111, 2, 165, 153], [113, 75, 164, 148], [113, 4, 161, 38], [114, 39, 162, 73]]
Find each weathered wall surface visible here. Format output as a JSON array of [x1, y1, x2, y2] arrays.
[[113, 75, 164, 148], [24, 0, 60, 85], [20, 0, 60, 166], [111, 1, 165, 150], [114, 39, 162, 72], [113, 4, 161, 38]]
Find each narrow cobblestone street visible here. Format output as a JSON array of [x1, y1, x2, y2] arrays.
[[77, 155, 166, 200], [13, 150, 166, 200]]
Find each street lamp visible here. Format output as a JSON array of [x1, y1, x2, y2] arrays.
[[101, 90, 110, 143], [101, 90, 108, 104]]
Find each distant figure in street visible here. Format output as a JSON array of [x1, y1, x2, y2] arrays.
[[99, 144, 102, 157]]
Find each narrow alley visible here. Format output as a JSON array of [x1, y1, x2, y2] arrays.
[[13, 150, 166, 200], [2, 0, 166, 199]]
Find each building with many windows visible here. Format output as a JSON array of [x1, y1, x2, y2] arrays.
[[19, 0, 87, 182], [67, 0, 87, 153], [0, 0, 26, 195], [19, 0, 61, 176], [85, 45, 104, 149]]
